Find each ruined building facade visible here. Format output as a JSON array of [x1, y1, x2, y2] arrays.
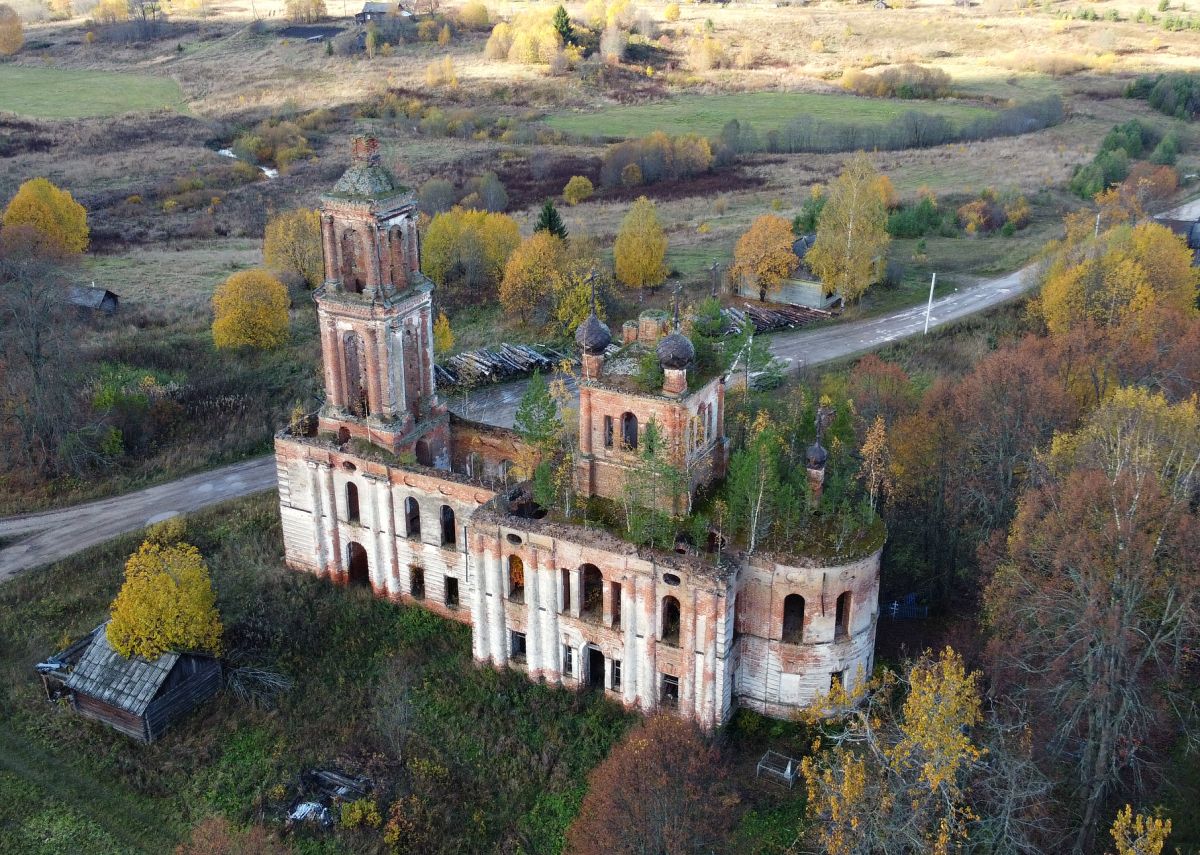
[[274, 140, 883, 728]]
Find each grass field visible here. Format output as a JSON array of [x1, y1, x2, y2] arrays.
[[545, 92, 996, 139], [0, 66, 187, 119]]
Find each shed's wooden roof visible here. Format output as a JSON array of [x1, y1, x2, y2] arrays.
[[64, 625, 177, 716]]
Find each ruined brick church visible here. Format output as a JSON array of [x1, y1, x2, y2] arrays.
[[274, 139, 882, 727]]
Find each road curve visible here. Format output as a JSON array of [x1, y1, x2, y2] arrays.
[[1, 197, 1194, 580]]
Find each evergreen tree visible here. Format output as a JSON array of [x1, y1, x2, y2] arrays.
[[534, 199, 568, 240], [552, 4, 572, 45], [513, 369, 561, 452]]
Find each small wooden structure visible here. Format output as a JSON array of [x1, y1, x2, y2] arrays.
[[38, 624, 220, 743], [67, 283, 119, 315], [734, 234, 842, 310], [756, 750, 800, 788], [435, 343, 570, 388]]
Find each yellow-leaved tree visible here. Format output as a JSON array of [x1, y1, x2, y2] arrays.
[[263, 208, 323, 289], [212, 269, 290, 349], [107, 539, 223, 660], [433, 311, 454, 356], [1109, 805, 1172, 855], [2, 177, 89, 255], [500, 230, 568, 324], [422, 207, 520, 303], [806, 152, 890, 303], [613, 196, 667, 289], [1038, 221, 1198, 335], [729, 213, 798, 297], [0, 3, 22, 55], [563, 175, 594, 205], [800, 648, 1025, 855]]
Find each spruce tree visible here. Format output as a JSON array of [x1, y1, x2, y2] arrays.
[[552, 4, 573, 45], [534, 199, 568, 240]]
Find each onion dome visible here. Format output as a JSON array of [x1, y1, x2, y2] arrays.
[[806, 441, 828, 468], [575, 312, 612, 355], [656, 331, 695, 370]]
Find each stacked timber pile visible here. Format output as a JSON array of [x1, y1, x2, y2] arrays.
[[436, 343, 571, 388], [724, 303, 834, 334]]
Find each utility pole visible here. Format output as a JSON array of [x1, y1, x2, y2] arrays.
[[923, 272, 936, 335]]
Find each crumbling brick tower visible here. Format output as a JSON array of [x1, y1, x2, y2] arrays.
[[315, 136, 448, 464]]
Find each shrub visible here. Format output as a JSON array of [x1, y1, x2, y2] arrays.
[[425, 56, 458, 87], [419, 178, 457, 215], [458, 1, 489, 29], [956, 198, 1005, 235], [886, 195, 951, 238], [563, 175, 595, 204], [600, 24, 627, 62], [600, 131, 713, 187], [664, 2, 679, 21], [0, 3, 22, 55], [1149, 131, 1180, 165], [620, 162, 642, 187], [211, 269, 290, 350], [687, 33, 727, 70], [841, 63, 952, 99], [2, 177, 89, 256], [263, 208, 322, 288]]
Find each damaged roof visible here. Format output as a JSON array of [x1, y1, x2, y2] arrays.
[[64, 624, 178, 716]]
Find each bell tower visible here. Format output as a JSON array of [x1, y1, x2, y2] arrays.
[[315, 137, 448, 467]]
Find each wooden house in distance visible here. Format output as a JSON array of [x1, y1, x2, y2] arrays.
[[37, 624, 220, 743]]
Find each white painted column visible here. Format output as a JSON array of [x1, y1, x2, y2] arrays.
[[486, 549, 507, 665], [319, 463, 341, 576], [571, 567, 583, 619], [639, 575, 657, 712], [541, 563, 561, 683], [525, 551, 543, 676], [306, 462, 328, 573], [469, 534, 489, 662], [621, 578, 636, 706], [368, 477, 386, 592]]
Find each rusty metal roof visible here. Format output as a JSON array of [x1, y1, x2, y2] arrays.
[[64, 624, 177, 716]]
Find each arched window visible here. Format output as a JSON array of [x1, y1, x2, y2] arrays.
[[835, 591, 851, 640], [347, 542, 369, 586], [405, 497, 421, 539], [580, 564, 602, 621], [345, 482, 360, 524], [661, 595, 681, 646], [508, 555, 525, 602], [340, 228, 366, 293], [440, 505, 456, 547], [782, 594, 805, 644], [621, 412, 638, 450]]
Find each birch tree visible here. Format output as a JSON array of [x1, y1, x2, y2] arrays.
[[807, 153, 890, 303]]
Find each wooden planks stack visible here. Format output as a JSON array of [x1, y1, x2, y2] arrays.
[[436, 343, 572, 388], [724, 302, 834, 334]]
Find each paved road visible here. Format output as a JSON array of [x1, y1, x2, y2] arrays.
[[2, 197, 1195, 580]]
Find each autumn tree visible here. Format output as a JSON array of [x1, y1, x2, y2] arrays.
[[263, 208, 322, 289], [1037, 221, 1198, 336], [1108, 806, 1172, 855], [432, 311, 454, 356], [846, 353, 917, 439], [534, 198, 567, 239], [802, 648, 1053, 855], [500, 230, 566, 324], [730, 213, 799, 298], [422, 207, 520, 304], [806, 153, 890, 303], [563, 175, 594, 205], [613, 195, 667, 289], [211, 269, 290, 349], [724, 411, 785, 553], [108, 539, 223, 660], [985, 388, 1200, 853], [0, 227, 85, 479], [0, 3, 22, 55], [2, 177, 89, 255], [858, 415, 891, 512], [565, 715, 738, 855]]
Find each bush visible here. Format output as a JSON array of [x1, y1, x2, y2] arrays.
[[1149, 131, 1181, 165], [211, 269, 290, 350], [0, 3, 23, 55], [563, 175, 595, 205], [886, 195, 952, 238], [841, 64, 952, 100], [458, 1, 489, 29], [687, 33, 726, 70], [424, 56, 458, 87], [600, 131, 713, 187], [419, 178, 457, 215], [664, 2, 679, 21]]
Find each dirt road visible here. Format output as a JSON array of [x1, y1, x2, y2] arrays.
[[1, 197, 1194, 579]]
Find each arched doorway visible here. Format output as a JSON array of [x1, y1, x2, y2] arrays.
[[347, 542, 369, 587], [587, 646, 605, 690], [621, 412, 638, 450], [782, 594, 804, 644], [340, 229, 366, 293]]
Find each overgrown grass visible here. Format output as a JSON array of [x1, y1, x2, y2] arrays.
[[0, 67, 187, 119], [545, 92, 995, 140], [0, 494, 635, 853]]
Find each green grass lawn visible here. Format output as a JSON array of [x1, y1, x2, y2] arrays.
[[0, 66, 186, 119], [545, 92, 995, 139]]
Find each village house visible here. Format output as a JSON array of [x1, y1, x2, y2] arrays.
[[733, 233, 842, 311], [273, 138, 883, 727]]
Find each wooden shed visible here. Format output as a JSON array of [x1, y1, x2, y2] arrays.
[[45, 625, 221, 743], [66, 283, 119, 315]]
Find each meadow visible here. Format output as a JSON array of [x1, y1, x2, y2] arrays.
[[544, 91, 996, 139], [0, 66, 187, 119]]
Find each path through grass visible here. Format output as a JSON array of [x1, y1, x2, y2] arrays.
[[0, 66, 186, 119], [546, 92, 995, 139]]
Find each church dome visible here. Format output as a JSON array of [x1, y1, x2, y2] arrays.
[[575, 312, 612, 355], [806, 441, 828, 468], [656, 331, 695, 370]]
